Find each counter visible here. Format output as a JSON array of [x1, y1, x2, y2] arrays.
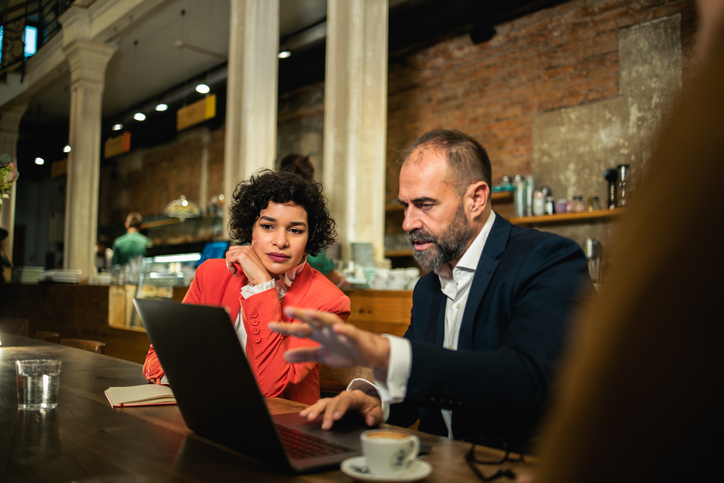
[[2, 283, 182, 363], [2, 284, 413, 364]]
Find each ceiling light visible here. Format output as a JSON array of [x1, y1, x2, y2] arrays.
[[195, 83, 210, 94], [277, 50, 291, 59], [63, 145, 71, 153], [133, 112, 146, 121], [35, 157, 45, 165], [156, 103, 168, 112], [112, 123, 123, 131]]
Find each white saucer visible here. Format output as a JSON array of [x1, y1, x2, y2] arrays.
[[340, 456, 432, 482]]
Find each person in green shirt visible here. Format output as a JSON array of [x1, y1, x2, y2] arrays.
[[111, 212, 151, 267], [278, 154, 350, 288]]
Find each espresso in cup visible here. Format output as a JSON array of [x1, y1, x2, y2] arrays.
[[361, 429, 420, 477], [365, 431, 409, 440]]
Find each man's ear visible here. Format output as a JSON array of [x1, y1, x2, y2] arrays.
[[466, 181, 490, 218]]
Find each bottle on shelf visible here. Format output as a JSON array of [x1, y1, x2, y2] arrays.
[[603, 168, 618, 209], [513, 175, 526, 218], [532, 191, 546, 216], [617, 164, 630, 207], [525, 175, 535, 216]]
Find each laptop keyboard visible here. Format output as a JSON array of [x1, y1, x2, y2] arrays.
[[277, 424, 354, 460]]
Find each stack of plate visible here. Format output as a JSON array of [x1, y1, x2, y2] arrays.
[[40, 269, 82, 283], [12, 266, 44, 284], [350, 242, 375, 266]]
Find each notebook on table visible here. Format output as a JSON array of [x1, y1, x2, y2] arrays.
[[133, 298, 364, 474]]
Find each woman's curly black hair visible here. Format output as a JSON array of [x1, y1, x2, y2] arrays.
[[228, 169, 337, 256]]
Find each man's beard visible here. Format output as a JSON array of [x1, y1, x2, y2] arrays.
[[408, 204, 473, 272]]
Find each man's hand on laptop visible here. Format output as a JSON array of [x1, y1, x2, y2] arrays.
[[270, 307, 391, 379], [300, 390, 384, 430]]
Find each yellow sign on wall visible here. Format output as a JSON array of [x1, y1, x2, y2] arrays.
[[104, 132, 132, 159], [176, 94, 216, 131], [50, 158, 68, 178]]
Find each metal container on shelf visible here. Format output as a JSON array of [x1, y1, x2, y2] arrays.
[[584, 238, 603, 284]]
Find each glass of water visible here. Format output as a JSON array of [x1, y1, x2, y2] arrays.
[[15, 359, 62, 410]]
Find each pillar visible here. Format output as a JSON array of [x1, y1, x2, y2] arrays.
[[223, 0, 280, 234], [323, 0, 389, 262], [62, 39, 117, 278], [0, 103, 28, 258]]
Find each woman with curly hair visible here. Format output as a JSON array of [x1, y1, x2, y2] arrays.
[[143, 169, 351, 404]]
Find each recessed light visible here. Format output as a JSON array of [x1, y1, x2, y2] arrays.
[[277, 50, 291, 59], [195, 83, 210, 94], [35, 157, 45, 165], [156, 103, 168, 112], [63, 145, 71, 153], [112, 123, 123, 131], [133, 112, 146, 121]]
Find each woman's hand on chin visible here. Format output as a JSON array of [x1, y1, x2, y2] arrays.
[[225, 245, 272, 285]]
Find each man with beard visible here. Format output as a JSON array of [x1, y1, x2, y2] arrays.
[[271, 129, 591, 449]]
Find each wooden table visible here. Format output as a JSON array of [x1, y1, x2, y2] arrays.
[[0, 334, 531, 482]]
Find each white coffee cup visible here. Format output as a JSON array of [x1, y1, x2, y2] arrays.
[[360, 429, 420, 477]]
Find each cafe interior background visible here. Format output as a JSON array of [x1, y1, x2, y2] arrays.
[[2, 0, 697, 288]]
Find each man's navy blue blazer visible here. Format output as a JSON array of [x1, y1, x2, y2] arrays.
[[387, 214, 592, 449]]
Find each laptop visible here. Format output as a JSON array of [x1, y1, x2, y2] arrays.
[[133, 298, 365, 474]]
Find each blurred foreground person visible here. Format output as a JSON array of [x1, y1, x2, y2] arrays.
[[530, 1, 724, 481]]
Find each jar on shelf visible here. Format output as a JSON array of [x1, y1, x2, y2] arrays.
[[572, 195, 586, 213], [587, 196, 602, 212], [532, 191, 546, 216], [555, 199, 568, 214]]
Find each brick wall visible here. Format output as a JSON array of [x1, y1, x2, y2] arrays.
[[385, 0, 697, 203]]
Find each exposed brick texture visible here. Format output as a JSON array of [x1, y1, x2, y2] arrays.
[[385, 0, 697, 204]]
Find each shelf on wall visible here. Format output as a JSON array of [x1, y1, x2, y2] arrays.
[[490, 191, 514, 202], [385, 250, 414, 258], [384, 208, 627, 258], [508, 208, 627, 226]]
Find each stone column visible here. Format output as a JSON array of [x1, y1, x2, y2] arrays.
[[323, 0, 388, 262], [62, 39, 117, 278], [223, 0, 280, 235], [0, 103, 28, 258]]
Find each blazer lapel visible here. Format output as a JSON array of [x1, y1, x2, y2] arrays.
[[421, 277, 446, 345], [457, 216, 510, 351]]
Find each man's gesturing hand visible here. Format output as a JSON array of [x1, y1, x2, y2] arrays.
[[269, 307, 391, 376]]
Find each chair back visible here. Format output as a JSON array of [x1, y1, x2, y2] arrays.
[[60, 338, 106, 354], [0, 317, 29, 337], [35, 331, 61, 343]]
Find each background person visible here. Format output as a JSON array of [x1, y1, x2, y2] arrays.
[[272, 130, 592, 449], [278, 154, 350, 289], [111, 212, 150, 267], [143, 170, 351, 405], [95, 235, 113, 273]]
